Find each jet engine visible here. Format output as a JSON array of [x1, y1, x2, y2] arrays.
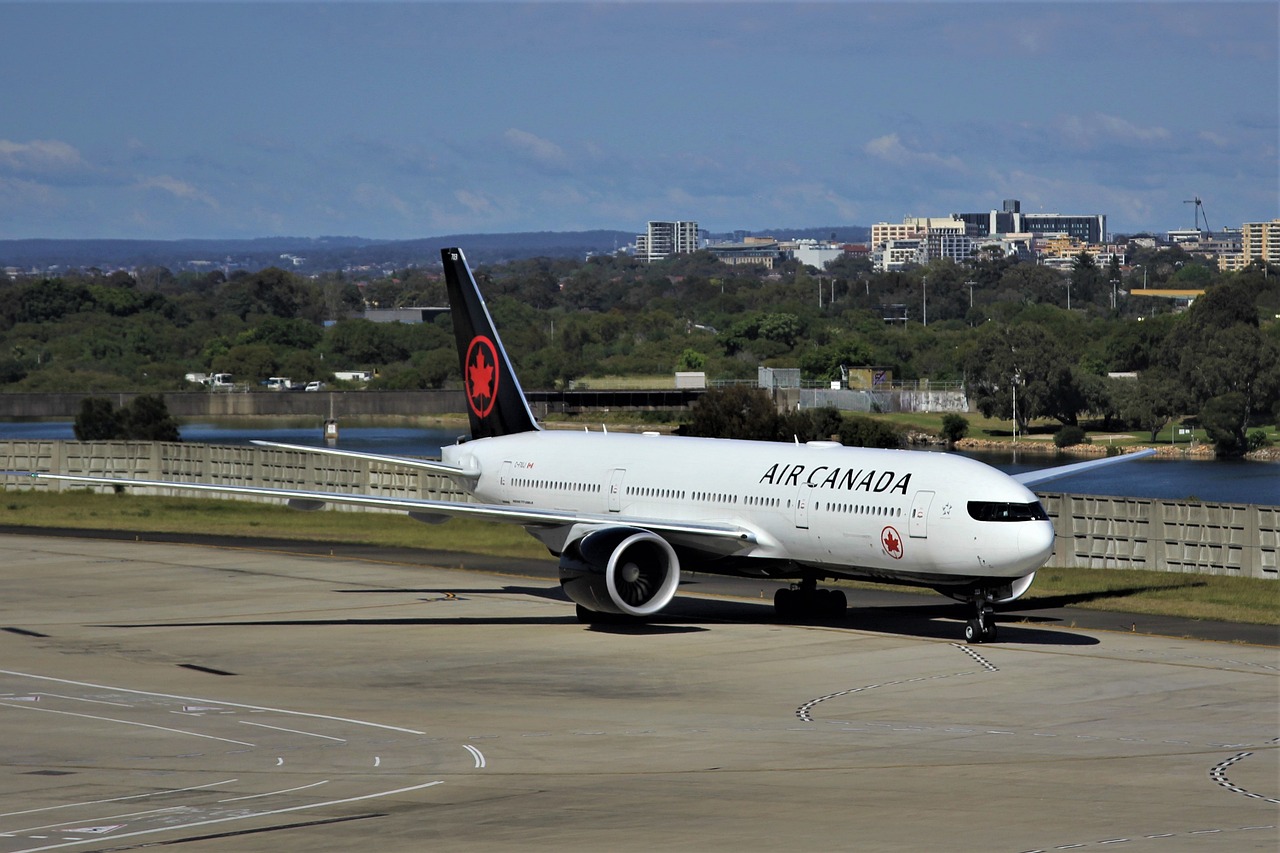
[[558, 526, 681, 617]]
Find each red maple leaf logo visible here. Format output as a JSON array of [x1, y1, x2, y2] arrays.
[[465, 337, 499, 418], [881, 526, 903, 559]]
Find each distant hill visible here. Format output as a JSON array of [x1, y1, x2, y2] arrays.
[[0, 226, 870, 274]]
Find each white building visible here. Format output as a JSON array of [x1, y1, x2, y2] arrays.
[[790, 239, 845, 270], [637, 220, 700, 263], [873, 238, 926, 272]]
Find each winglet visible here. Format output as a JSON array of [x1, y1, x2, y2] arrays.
[[441, 248, 540, 439]]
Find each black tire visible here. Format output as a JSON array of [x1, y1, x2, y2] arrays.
[[774, 587, 794, 621]]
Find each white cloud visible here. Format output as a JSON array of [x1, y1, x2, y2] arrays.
[[1057, 113, 1171, 148], [353, 183, 412, 218], [863, 133, 964, 172], [503, 128, 572, 172], [134, 175, 218, 207], [0, 138, 87, 175], [454, 188, 500, 217]]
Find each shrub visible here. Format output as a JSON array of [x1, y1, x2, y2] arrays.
[[1053, 424, 1089, 448], [940, 413, 969, 446]]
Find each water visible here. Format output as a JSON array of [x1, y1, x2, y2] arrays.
[[1, 423, 1276, 505], [958, 450, 1278, 506], [0, 422, 460, 459]]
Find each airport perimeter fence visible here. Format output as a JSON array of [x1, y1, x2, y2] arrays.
[[1, 441, 1276, 581]]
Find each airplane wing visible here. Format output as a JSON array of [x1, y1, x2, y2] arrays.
[[2, 470, 757, 551], [249, 440, 477, 480], [1013, 447, 1157, 488]]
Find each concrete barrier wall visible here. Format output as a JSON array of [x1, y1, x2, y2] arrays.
[[1038, 492, 1277, 580], [783, 388, 970, 414], [3, 441, 1275, 579], [0, 440, 470, 510]]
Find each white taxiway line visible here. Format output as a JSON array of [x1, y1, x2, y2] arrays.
[[0, 670, 427, 735], [8, 781, 445, 853], [218, 780, 330, 803], [0, 779, 239, 820], [238, 720, 347, 742], [0, 701, 256, 747]]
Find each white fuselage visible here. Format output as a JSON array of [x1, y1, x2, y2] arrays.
[[443, 430, 1055, 590]]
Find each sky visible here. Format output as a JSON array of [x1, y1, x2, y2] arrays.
[[1, 1, 1276, 241]]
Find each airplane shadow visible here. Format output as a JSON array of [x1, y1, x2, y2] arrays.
[[657, 597, 1100, 647], [102, 584, 1095, 645], [1014, 582, 1207, 611]]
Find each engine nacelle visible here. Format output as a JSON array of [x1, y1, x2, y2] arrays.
[[559, 526, 681, 617]]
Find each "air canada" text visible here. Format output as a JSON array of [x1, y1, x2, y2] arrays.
[[759, 464, 911, 495]]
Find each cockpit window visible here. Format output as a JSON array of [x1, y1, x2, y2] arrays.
[[967, 501, 1048, 522]]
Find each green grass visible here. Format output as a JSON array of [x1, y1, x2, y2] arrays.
[[2, 489, 1275, 627], [1, 489, 546, 559]]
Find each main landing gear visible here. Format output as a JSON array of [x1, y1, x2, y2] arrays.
[[774, 577, 847, 621], [963, 593, 998, 643]]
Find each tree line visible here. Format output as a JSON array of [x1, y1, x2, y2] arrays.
[[0, 246, 1276, 455]]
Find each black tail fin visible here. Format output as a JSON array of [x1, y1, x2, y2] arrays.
[[441, 247, 540, 439]]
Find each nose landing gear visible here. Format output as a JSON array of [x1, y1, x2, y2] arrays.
[[963, 593, 998, 643]]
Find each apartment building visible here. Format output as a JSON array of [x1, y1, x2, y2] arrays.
[[636, 220, 700, 263]]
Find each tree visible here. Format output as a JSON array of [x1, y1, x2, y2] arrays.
[[119, 393, 181, 442], [1199, 392, 1250, 457], [73, 397, 120, 440], [72, 394, 179, 442], [838, 414, 904, 449], [1070, 251, 1101, 307], [965, 324, 1090, 429], [1116, 371, 1184, 442], [216, 343, 277, 383], [940, 413, 968, 448], [676, 349, 706, 371], [682, 386, 779, 441]]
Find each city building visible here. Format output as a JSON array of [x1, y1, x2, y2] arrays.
[[790, 239, 845, 270], [870, 216, 965, 252], [706, 240, 784, 268], [957, 199, 1106, 244], [636, 220, 700, 263], [1240, 219, 1280, 268], [873, 238, 926, 272]]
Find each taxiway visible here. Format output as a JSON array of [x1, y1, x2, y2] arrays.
[[1, 533, 1275, 851]]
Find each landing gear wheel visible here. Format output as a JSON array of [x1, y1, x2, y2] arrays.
[[775, 584, 846, 621], [773, 587, 795, 621], [962, 591, 998, 643]]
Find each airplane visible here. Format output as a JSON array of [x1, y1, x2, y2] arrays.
[[5, 248, 1154, 643]]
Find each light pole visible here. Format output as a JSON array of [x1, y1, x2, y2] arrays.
[[922, 276, 928, 327], [966, 279, 975, 309], [1110, 276, 1119, 310], [1012, 377, 1018, 443]]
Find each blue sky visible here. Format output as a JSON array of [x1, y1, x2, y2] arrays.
[[1, 1, 1276, 240]]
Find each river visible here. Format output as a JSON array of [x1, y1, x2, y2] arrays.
[[1, 422, 1276, 506]]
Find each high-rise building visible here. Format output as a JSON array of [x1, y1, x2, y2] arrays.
[[637, 221, 700, 262], [1241, 219, 1280, 266]]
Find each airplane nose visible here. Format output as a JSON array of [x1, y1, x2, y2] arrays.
[[1020, 521, 1056, 564]]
